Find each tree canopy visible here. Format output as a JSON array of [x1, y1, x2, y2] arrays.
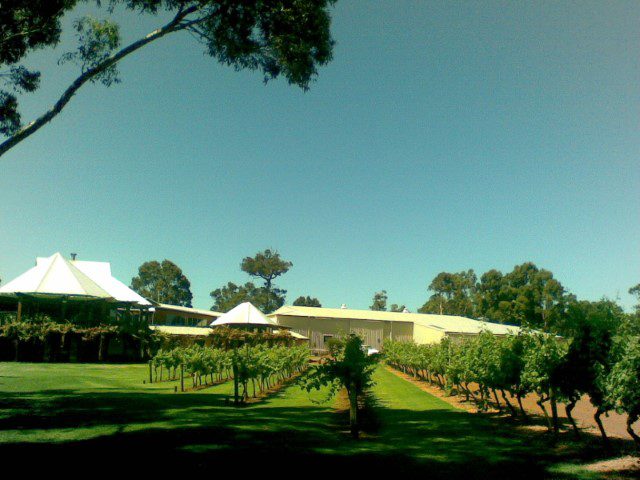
[[241, 249, 292, 289], [209, 281, 285, 313], [419, 270, 477, 317], [0, 0, 337, 158], [131, 259, 193, 306], [292, 296, 322, 307], [240, 249, 292, 312], [369, 290, 388, 311], [418, 263, 574, 332]]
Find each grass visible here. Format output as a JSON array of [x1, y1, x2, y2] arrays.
[[0, 362, 631, 478]]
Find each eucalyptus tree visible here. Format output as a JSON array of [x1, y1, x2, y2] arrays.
[[630, 283, 640, 314], [1, 1, 78, 138], [369, 290, 388, 311], [131, 259, 193, 306], [292, 296, 322, 307], [419, 270, 477, 317], [241, 249, 292, 312], [0, 0, 337, 158]]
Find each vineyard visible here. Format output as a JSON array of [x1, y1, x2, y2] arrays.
[[384, 326, 640, 447], [151, 343, 310, 403]]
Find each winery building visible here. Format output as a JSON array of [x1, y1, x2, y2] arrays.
[[269, 305, 520, 352]]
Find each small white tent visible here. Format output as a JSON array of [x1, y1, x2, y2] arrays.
[[210, 302, 278, 328]]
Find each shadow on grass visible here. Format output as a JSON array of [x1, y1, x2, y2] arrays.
[[3, 390, 631, 478]]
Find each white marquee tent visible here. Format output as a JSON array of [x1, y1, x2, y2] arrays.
[[0, 253, 151, 321], [0, 252, 113, 301], [210, 302, 278, 328]]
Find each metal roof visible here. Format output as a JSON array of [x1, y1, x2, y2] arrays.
[[150, 325, 212, 336], [155, 303, 223, 317], [269, 305, 520, 336]]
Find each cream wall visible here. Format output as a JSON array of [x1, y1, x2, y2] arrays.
[[412, 324, 446, 344], [273, 314, 414, 350]]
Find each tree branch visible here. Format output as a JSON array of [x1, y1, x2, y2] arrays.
[[0, 6, 200, 159]]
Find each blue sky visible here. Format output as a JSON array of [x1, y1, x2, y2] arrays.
[[0, 1, 638, 311]]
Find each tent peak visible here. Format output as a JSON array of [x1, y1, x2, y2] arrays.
[[211, 302, 277, 327]]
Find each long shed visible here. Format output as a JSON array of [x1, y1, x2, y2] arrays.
[[268, 306, 520, 351]]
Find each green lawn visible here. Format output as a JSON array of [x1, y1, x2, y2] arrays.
[[0, 363, 622, 478]]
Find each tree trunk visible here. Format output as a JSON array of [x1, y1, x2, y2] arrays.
[[516, 392, 529, 422], [492, 388, 502, 412], [626, 414, 639, 448], [537, 395, 553, 431], [501, 389, 518, 417], [98, 334, 105, 362], [348, 383, 359, 439], [550, 388, 559, 435], [594, 408, 609, 447], [565, 399, 580, 438], [233, 364, 239, 404]]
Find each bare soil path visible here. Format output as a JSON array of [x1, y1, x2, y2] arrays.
[[385, 366, 640, 441]]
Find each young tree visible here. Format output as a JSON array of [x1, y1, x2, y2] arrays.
[[369, 290, 388, 311], [131, 259, 192, 306], [302, 335, 379, 439], [606, 332, 640, 448], [0, 0, 337, 158], [520, 332, 568, 434], [292, 296, 322, 307], [549, 300, 624, 443], [241, 249, 292, 312]]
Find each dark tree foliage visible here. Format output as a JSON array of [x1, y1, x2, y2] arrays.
[[369, 290, 387, 311], [210, 281, 285, 313], [0, 1, 77, 135], [0, 0, 337, 157], [241, 248, 292, 312], [131, 259, 193, 307], [630, 283, 640, 314], [292, 295, 321, 307], [551, 300, 623, 440], [419, 270, 477, 317], [241, 249, 292, 289], [420, 262, 573, 332]]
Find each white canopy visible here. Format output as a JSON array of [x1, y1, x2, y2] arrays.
[[71, 260, 151, 306], [0, 252, 112, 300], [210, 302, 277, 327], [0, 252, 151, 306]]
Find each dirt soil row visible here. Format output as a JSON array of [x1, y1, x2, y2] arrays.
[[385, 366, 639, 441]]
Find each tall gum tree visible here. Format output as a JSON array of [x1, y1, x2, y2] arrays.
[[0, 0, 337, 158]]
